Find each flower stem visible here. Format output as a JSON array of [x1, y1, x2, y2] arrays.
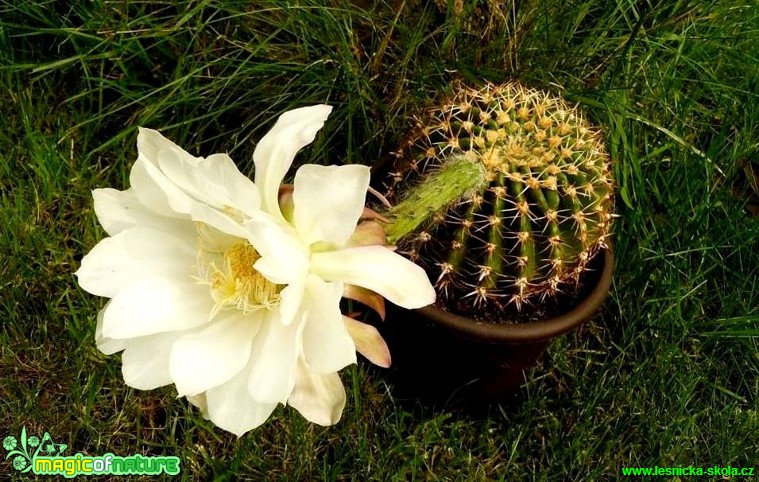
[[385, 155, 488, 244]]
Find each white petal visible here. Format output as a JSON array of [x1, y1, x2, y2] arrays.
[[170, 312, 263, 396], [121, 331, 179, 390], [310, 246, 436, 309], [278, 278, 306, 327], [157, 148, 261, 217], [253, 105, 333, 218], [136, 128, 261, 217], [102, 276, 213, 339], [287, 364, 346, 426], [137, 127, 193, 169], [186, 393, 208, 414], [293, 164, 370, 246], [302, 276, 356, 374], [95, 302, 127, 355], [190, 203, 250, 239], [92, 188, 196, 238], [247, 310, 305, 404], [76, 227, 196, 298], [244, 211, 309, 284], [343, 316, 391, 368], [130, 156, 195, 217], [206, 363, 278, 437], [207, 154, 261, 217]]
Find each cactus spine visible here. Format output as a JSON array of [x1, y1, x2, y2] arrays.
[[386, 83, 614, 315]]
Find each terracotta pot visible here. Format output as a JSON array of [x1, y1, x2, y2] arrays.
[[377, 247, 614, 405]]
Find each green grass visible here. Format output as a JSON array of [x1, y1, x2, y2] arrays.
[[1, 0, 758, 480]]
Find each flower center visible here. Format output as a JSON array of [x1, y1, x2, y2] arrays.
[[205, 241, 281, 316]]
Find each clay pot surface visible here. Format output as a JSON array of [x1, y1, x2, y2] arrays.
[[378, 247, 614, 405]]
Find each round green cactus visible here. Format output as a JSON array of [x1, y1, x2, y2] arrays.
[[385, 82, 614, 314]]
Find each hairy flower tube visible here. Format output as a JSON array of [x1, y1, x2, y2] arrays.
[[76, 105, 435, 436]]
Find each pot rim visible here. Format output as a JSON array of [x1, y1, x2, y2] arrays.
[[414, 247, 614, 343]]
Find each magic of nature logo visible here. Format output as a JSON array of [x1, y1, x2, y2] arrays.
[[3, 426, 179, 478]]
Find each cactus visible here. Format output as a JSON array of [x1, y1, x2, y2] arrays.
[[385, 82, 614, 316]]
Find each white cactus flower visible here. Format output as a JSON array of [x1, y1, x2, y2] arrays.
[[76, 105, 435, 436]]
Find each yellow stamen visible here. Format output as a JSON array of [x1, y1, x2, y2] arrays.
[[204, 241, 281, 317]]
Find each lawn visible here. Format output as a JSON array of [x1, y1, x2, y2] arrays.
[[1, 0, 758, 480]]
